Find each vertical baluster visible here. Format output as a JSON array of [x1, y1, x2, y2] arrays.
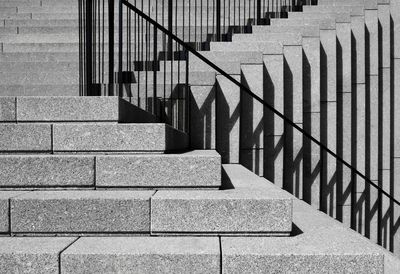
[[153, 25, 158, 116], [185, 49, 190, 134], [217, 0, 221, 41]]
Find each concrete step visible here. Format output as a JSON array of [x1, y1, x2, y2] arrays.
[[231, 32, 302, 45], [96, 150, 221, 189], [0, 151, 220, 189], [10, 190, 154, 234], [0, 123, 188, 152], [0, 191, 28, 233], [0, 84, 80, 96], [151, 167, 292, 236], [12, 96, 155, 123], [0, 52, 79, 62], [52, 123, 188, 153], [61, 237, 220, 274], [0, 237, 76, 273], [210, 40, 283, 55]]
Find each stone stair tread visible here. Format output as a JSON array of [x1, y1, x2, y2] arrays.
[[96, 150, 221, 188], [0, 123, 188, 152], [0, 237, 76, 273], [61, 237, 220, 274], [10, 190, 155, 234], [0, 151, 220, 189]]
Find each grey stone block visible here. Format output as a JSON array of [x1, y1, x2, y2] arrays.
[[210, 41, 283, 55], [61, 237, 220, 274], [271, 17, 336, 30], [365, 9, 379, 75], [392, 3, 400, 59], [151, 189, 292, 235], [252, 25, 320, 37], [240, 64, 264, 149], [0, 237, 76, 274], [96, 150, 221, 188], [11, 191, 153, 234], [0, 155, 94, 188], [221, 237, 384, 273], [302, 4, 364, 16], [0, 191, 28, 233], [0, 84, 79, 97], [263, 55, 284, 135], [190, 85, 216, 149], [53, 123, 188, 152], [17, 96, 119, 122], [0, 124, 52, 152], [378, 3, 391, 68], [2, 43, 79, 53], [232, 32, 302, 46], [289, 10, 351, 23], [216, 74, 240, 163], [0, 97, 15, 122]]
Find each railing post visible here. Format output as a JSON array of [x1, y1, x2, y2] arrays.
[[118, 0, 123, 96], [108, 0, 114, 95], [85, 0, 93, 95], [168, 0, 173, 60], [256, 0, 261, 24], [216, 0, 221, 41]]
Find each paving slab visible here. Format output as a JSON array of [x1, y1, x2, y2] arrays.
[[61, 237, 220, 274], [96, 150, 221, 188], [10, 190, 154, 234], [0, 237, 76, 274]]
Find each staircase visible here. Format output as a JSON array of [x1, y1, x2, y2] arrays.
[[1, 0, 400, 273]]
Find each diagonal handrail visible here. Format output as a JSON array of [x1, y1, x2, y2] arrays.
[[122, 0, 400, 207]]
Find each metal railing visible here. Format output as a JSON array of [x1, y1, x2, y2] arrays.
[[80, 0, 400, 252]]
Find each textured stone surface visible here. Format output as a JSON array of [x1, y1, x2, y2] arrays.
[[222, 164, 400, 273], [0, 237, 76, 274], [222, 236, 384, 273], [53, 123, 188, 152], [0, 124, 52, 152], [0, 155, 94, 188], [61, 237, 220, 274], [96, 150, 220, 188], [151, 190, 292, 235], [0, 97, 15, 121], [11, 191, 154, 233], [17, 96, 119, 122], [0, 191, 28, 233], [232, 32, 302, 46], [252, 25, 319, 37], [210, 41, 283, 55]]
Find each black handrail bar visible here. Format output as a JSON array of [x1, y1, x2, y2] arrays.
[[122, 0, 400, 207]]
